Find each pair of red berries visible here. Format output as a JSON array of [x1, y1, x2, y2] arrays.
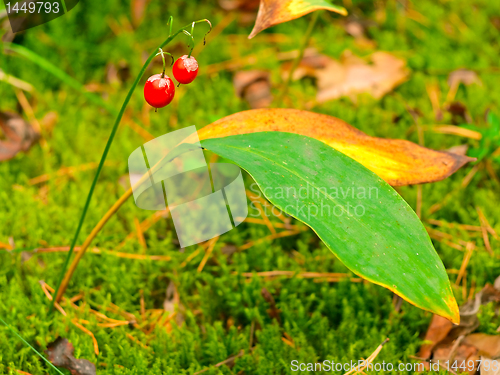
[[144, 55, 199, 109]]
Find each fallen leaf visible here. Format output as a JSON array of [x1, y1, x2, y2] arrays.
[[197, 108, 474, 186], [447, 144, 469, 156], [281, 50, 332, 81], [163, 280, 185, 326], [261, 287, 281, 323], [233, 70, 273, 108], [418, 282, 500, 369], [106, 61, 131, 85], [448, 69, 482, 89], [481, 357, 500, 375], [418, 315, 453, 359], [315, 50, 410, 102], [464, 334, 500, 358], [249, 0, 347, 39], [0, 111, 39, 161], [130, 0, 151, 28], [219, 0, 260, 11], [46, 337, 96, 375], [432, 341, 479, 374], [344, 19, 377, 48], [446, 102, 472, 124]]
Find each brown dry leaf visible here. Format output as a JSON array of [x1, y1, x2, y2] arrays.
[[418, 315, 454, 359], [233, 70, 273, 109], [418, 281, 500, 371], [0, 111, 39, 161], [344, 19, 377, 49], [197, 108, 474, 186], [481, 357, 500, 375], [315, 51, 410, 102], [446, 102, 472, 124], [249, 0, 347, 39], [448, 144, 469, 156], [46, 337, 96, 375], [448, 69, 482, 89], [281, 50, 332, 81], [219, 0, 260, 11], [130, 0, 151, 28], [432, 341, 479, 374], [464, 334, 500, 358], [261, 287, 281, 323], [163, 280, 185, 326]]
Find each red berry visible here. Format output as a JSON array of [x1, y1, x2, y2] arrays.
[[173, 55, 199, 84], [144, 74, 175, 108]]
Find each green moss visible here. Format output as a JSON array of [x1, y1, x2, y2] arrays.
[[1, 0, 500, 373]]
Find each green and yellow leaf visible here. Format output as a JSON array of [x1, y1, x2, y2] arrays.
[[249, 0, 348, 39], [198, 109, 474, 186], [202, 132, 460, 323]]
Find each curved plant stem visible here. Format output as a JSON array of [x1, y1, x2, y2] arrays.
[[51, 21, 210, 308], [275, 11, 320, 107]]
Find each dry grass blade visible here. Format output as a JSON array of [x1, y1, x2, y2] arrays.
[[344, 338, 390, 375], [34, 246, 172, 261], [71, 319, 100, 356], [243, 217, 301, 230], [238, 230, 302, 251], [0, 69, 34, 91], [249, 200, 276, 234], [235, 271, 350, 278], [39, 281, 67, 316], [193, 349, 246, 375], [28, 162, 117, 185], [197, 236, 220, 273], [430, 125, 482, 140], [456, 242, 475, 286], [134, 217, 147, 251], [477, 206, 499, 241]]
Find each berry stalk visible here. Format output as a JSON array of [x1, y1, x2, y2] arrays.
[[51, 19, 211, 310]]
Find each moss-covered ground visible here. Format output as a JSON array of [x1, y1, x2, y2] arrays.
[[1, 0, 500, 373]]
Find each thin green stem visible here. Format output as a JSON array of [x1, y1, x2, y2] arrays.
[[60, 0, 67, 13], [156, 49, 174, 76], [50, 22, 205, 313], [167, 16, 173, 36], [4, 43, 116, 114], [0, 317, 65, 375], [276, 11, 320, 107]]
